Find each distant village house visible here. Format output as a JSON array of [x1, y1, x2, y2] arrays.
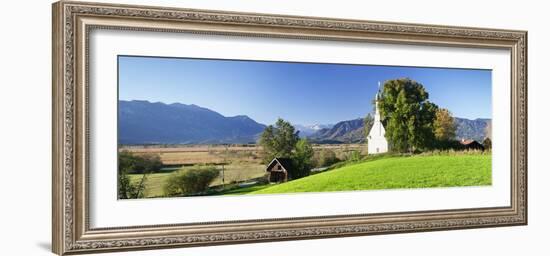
[[459, 139, 485, 151]]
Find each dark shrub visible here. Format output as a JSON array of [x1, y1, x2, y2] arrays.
[[163, 166, 220, 196], [118, 169, 148, 199], [119, 151, 162, 174]]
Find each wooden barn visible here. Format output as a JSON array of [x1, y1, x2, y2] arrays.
[[459, 139, 485, 151], [265, 157, 293, 183]]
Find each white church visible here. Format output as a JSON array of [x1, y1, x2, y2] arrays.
[[367, 82, 389, 154]]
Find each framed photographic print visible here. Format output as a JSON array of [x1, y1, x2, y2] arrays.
[[52, 1, 527, 255]]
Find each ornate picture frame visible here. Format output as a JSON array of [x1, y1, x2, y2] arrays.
[[52, 1, 527, 255]]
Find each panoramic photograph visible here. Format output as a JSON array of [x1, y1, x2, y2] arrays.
[[117, 56, 492, 199]]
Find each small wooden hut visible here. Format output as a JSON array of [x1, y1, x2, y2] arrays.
[[265, 157, 293, 183]]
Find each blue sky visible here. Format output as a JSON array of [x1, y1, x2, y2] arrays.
[[118, 56, 492, 125]]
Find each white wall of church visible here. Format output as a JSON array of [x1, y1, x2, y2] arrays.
[[368, 137, 388, 154]]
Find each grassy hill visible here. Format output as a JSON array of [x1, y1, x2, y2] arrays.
[[248, 154, 491, 195]]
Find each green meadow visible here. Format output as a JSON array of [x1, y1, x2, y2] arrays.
[[243, 154, 491, 195], [129, 153, 491, 198]]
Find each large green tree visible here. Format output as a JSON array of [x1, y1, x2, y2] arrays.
[[259, 118, 300, 163], [291, 138, 315, 179], [378, 78, 439, 152]]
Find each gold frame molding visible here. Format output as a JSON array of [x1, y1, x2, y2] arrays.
[[52, 1, 527, 255]]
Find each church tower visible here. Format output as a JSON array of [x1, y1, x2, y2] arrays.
[[367, 82, 389, 154]]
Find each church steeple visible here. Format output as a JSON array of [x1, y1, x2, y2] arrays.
[[367, 81, 388, 154], [374, 81, 381, 123]]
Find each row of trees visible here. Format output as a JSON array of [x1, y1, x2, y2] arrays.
[[377, 78, 491, 153]]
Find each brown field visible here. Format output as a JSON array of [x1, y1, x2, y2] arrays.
[[120, 144, 367, 166]]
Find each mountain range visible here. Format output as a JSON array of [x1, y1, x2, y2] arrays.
[[454, 117, 491, 142], [118, 100, 265, 144], [308, 118, 366, 143], [119, 100, 490, 145]]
